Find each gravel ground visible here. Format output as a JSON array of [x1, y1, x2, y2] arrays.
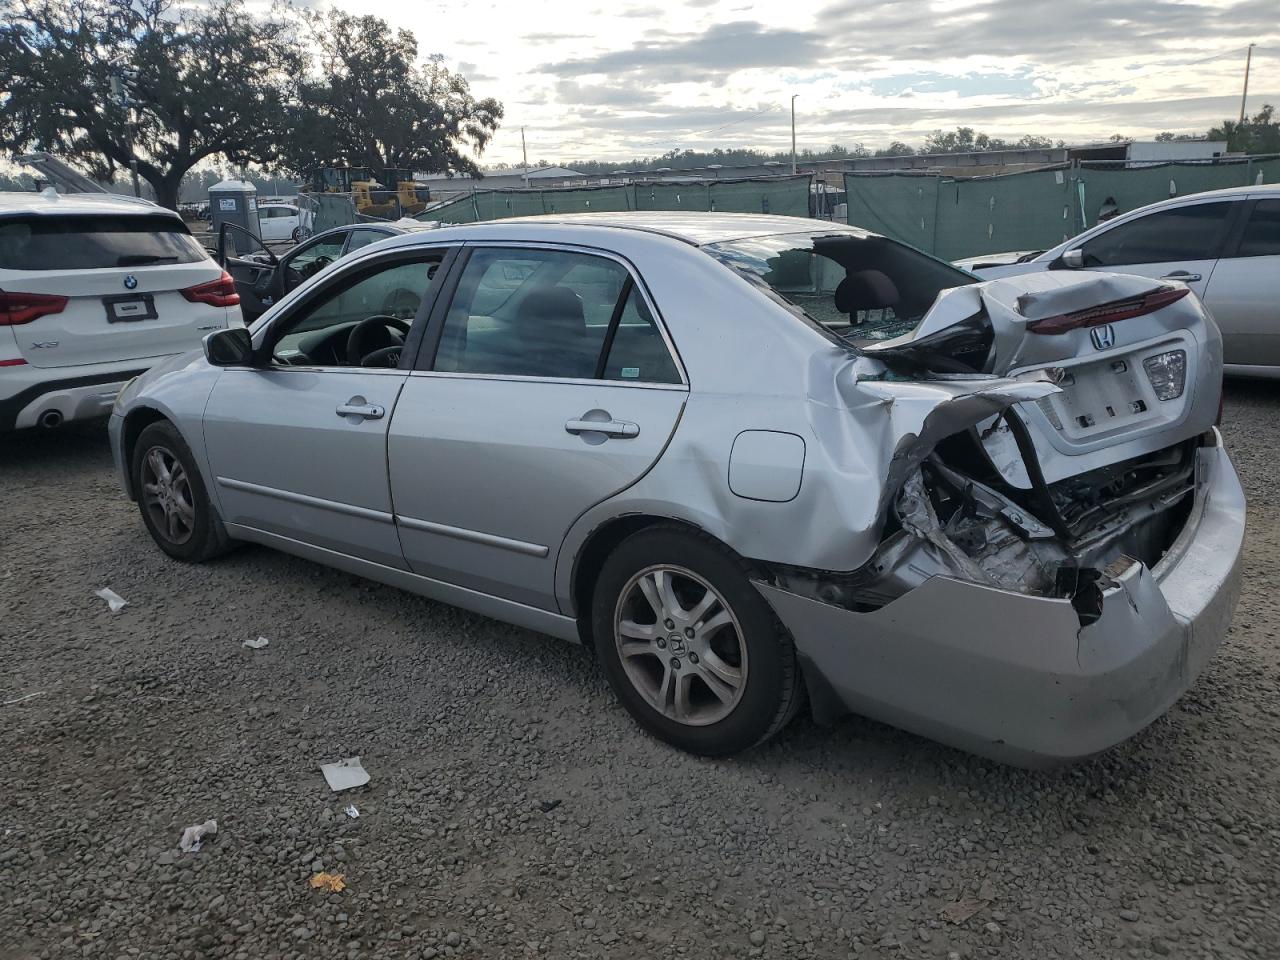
[[2, 382, 1279, 960]]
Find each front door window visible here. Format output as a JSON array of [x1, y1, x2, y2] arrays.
[[269, 256, 442, 368]]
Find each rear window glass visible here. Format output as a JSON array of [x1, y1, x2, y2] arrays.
[[0, 214, 209, 271], [705, 231, 975, 343]]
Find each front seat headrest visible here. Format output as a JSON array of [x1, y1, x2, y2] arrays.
[[520, 287, 594, 377], [834, 270, 900, 314], [522, 288, 586, 337]]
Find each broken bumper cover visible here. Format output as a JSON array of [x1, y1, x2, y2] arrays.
[[756, 432, 1244, 767]]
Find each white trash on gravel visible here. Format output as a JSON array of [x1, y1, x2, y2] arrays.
[[94, 588, 128, 613], [242, 636, 269, 650], [344, 804, 360, 819], [320, 757, 370, 792], [3, 691, 44, 706], [178, 819, 217, 853]]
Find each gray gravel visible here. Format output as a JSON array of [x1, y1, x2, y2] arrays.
[[2, 382, 1279, 960]]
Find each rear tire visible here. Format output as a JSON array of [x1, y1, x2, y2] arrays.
[[592, 525, 803, 756], [132, 420, 231, 562]]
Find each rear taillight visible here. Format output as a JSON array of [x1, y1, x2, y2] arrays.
[[1027, 286, 1190, 335], [1142, 349, 1187, 401], [0, 358, 28, 367], [0, 291, 69, 326], [181, 271, 240, 308]]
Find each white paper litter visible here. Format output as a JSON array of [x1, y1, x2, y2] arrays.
[[179, 819, 217, 853], [3, 691, 45, 706], [344, 804, 360, 819], [320, 757, 370, 792], [94, 587, 128, 613], [242, 636, 269, 650]]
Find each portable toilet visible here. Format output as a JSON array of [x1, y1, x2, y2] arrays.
[[208, 179, 261, 251]]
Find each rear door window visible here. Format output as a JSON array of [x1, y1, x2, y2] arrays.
[[0, 214, 208, 270], [1232, 199, 1280, 258], [1080, 202, 1234, 266], [432, 247, 681, 382]]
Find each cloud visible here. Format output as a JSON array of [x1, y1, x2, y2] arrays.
[[555, 80, 661, 109], [540, 21, 831, 83], [523, 31, 595, 43], [821, 0, 1274, 65]]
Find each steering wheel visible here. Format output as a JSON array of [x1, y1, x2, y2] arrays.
[[347, 315, 411, 366]]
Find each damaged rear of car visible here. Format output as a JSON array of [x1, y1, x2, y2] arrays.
[[705, 229, 1244, 765]]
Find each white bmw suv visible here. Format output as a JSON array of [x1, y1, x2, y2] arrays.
[[0, 190, 240, 432]]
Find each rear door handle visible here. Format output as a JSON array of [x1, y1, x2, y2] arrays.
[[336, 397, 385, 421], [565, 417, 639, 439], [1160, 271, 1201, 282]]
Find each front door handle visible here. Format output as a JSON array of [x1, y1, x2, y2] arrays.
[[336, 397, 385, 421], [565, 416, 639, 439], [1160, 271, 1201, 282]]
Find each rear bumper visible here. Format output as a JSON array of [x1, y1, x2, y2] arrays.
[[756, 432, 1245, 767], [0, 365, 151, 432]]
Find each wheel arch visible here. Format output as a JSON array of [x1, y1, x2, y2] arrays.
[[120, 406, 174, 500], [569, 512, 764, 651]]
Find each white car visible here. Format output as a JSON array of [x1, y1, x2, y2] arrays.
[[0, 190, 241, 432], [969, 185, 1280, 375], [257, 202, 311, 243]]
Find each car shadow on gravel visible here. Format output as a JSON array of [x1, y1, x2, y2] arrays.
[[0, 419, 113, 466]]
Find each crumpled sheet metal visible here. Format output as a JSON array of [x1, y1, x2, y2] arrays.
[[869, 270, 1186, 375], [841, 369, 1060, 547]]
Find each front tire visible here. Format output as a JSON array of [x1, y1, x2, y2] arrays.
[[131, 421, 231, 562], [592, 526, 803, 756]]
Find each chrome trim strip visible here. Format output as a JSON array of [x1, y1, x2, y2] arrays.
[[224, 522, 580, 643], [395, 514, 549, 558], [216, 476, 395, 524], [405, 370, 686, 391]]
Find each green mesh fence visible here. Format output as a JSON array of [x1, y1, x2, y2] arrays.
[[845, 159, 1280, 261], [711, 176, 810, 216], [310, 192, 357, 232], [414, 175, 812, 225], [845, 174, 940, 252]]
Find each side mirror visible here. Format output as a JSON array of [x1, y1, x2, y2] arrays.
[[204, 326, 254, 366], [1058, 248, 1085, 269]]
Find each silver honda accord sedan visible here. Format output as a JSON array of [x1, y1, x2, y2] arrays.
[[109, 212, 1245, 766]]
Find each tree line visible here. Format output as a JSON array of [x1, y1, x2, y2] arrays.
[[0, 0, 503, 209], [559, 108, 1279, 175]]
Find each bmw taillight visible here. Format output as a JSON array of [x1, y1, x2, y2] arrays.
[[1027, 286, 1189, 335], [181, 271, 240, 308], [0, 290, 69, 326]]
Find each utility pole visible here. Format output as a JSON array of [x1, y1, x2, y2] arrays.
[[790, 95, 798, 176], [1239, 43, 1256, 124], [521, 127, 529, 188], [110, 67, 141, 197], [128, 110, 142, 199]]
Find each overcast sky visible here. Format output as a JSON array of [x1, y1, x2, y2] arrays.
[[352, 0, 1276, 165]]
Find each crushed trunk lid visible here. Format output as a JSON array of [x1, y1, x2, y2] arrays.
[[863, 270, 1223, 487]]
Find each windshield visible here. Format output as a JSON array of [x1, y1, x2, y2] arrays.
[[705, 231, 975, 343], [0, 214, 208, 271]]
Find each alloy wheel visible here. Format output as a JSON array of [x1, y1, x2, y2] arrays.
[[140, 445, 196, 545], [613, 564, 748, 726]]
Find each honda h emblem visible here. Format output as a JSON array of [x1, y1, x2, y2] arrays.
[[1090, 324, 1116, 350], [123, 274, 138, 290]]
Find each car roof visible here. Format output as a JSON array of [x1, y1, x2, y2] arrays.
[[0, 190, 174, 218], [431, 211, 871, 246], [1129, 181, 1280, 213]]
